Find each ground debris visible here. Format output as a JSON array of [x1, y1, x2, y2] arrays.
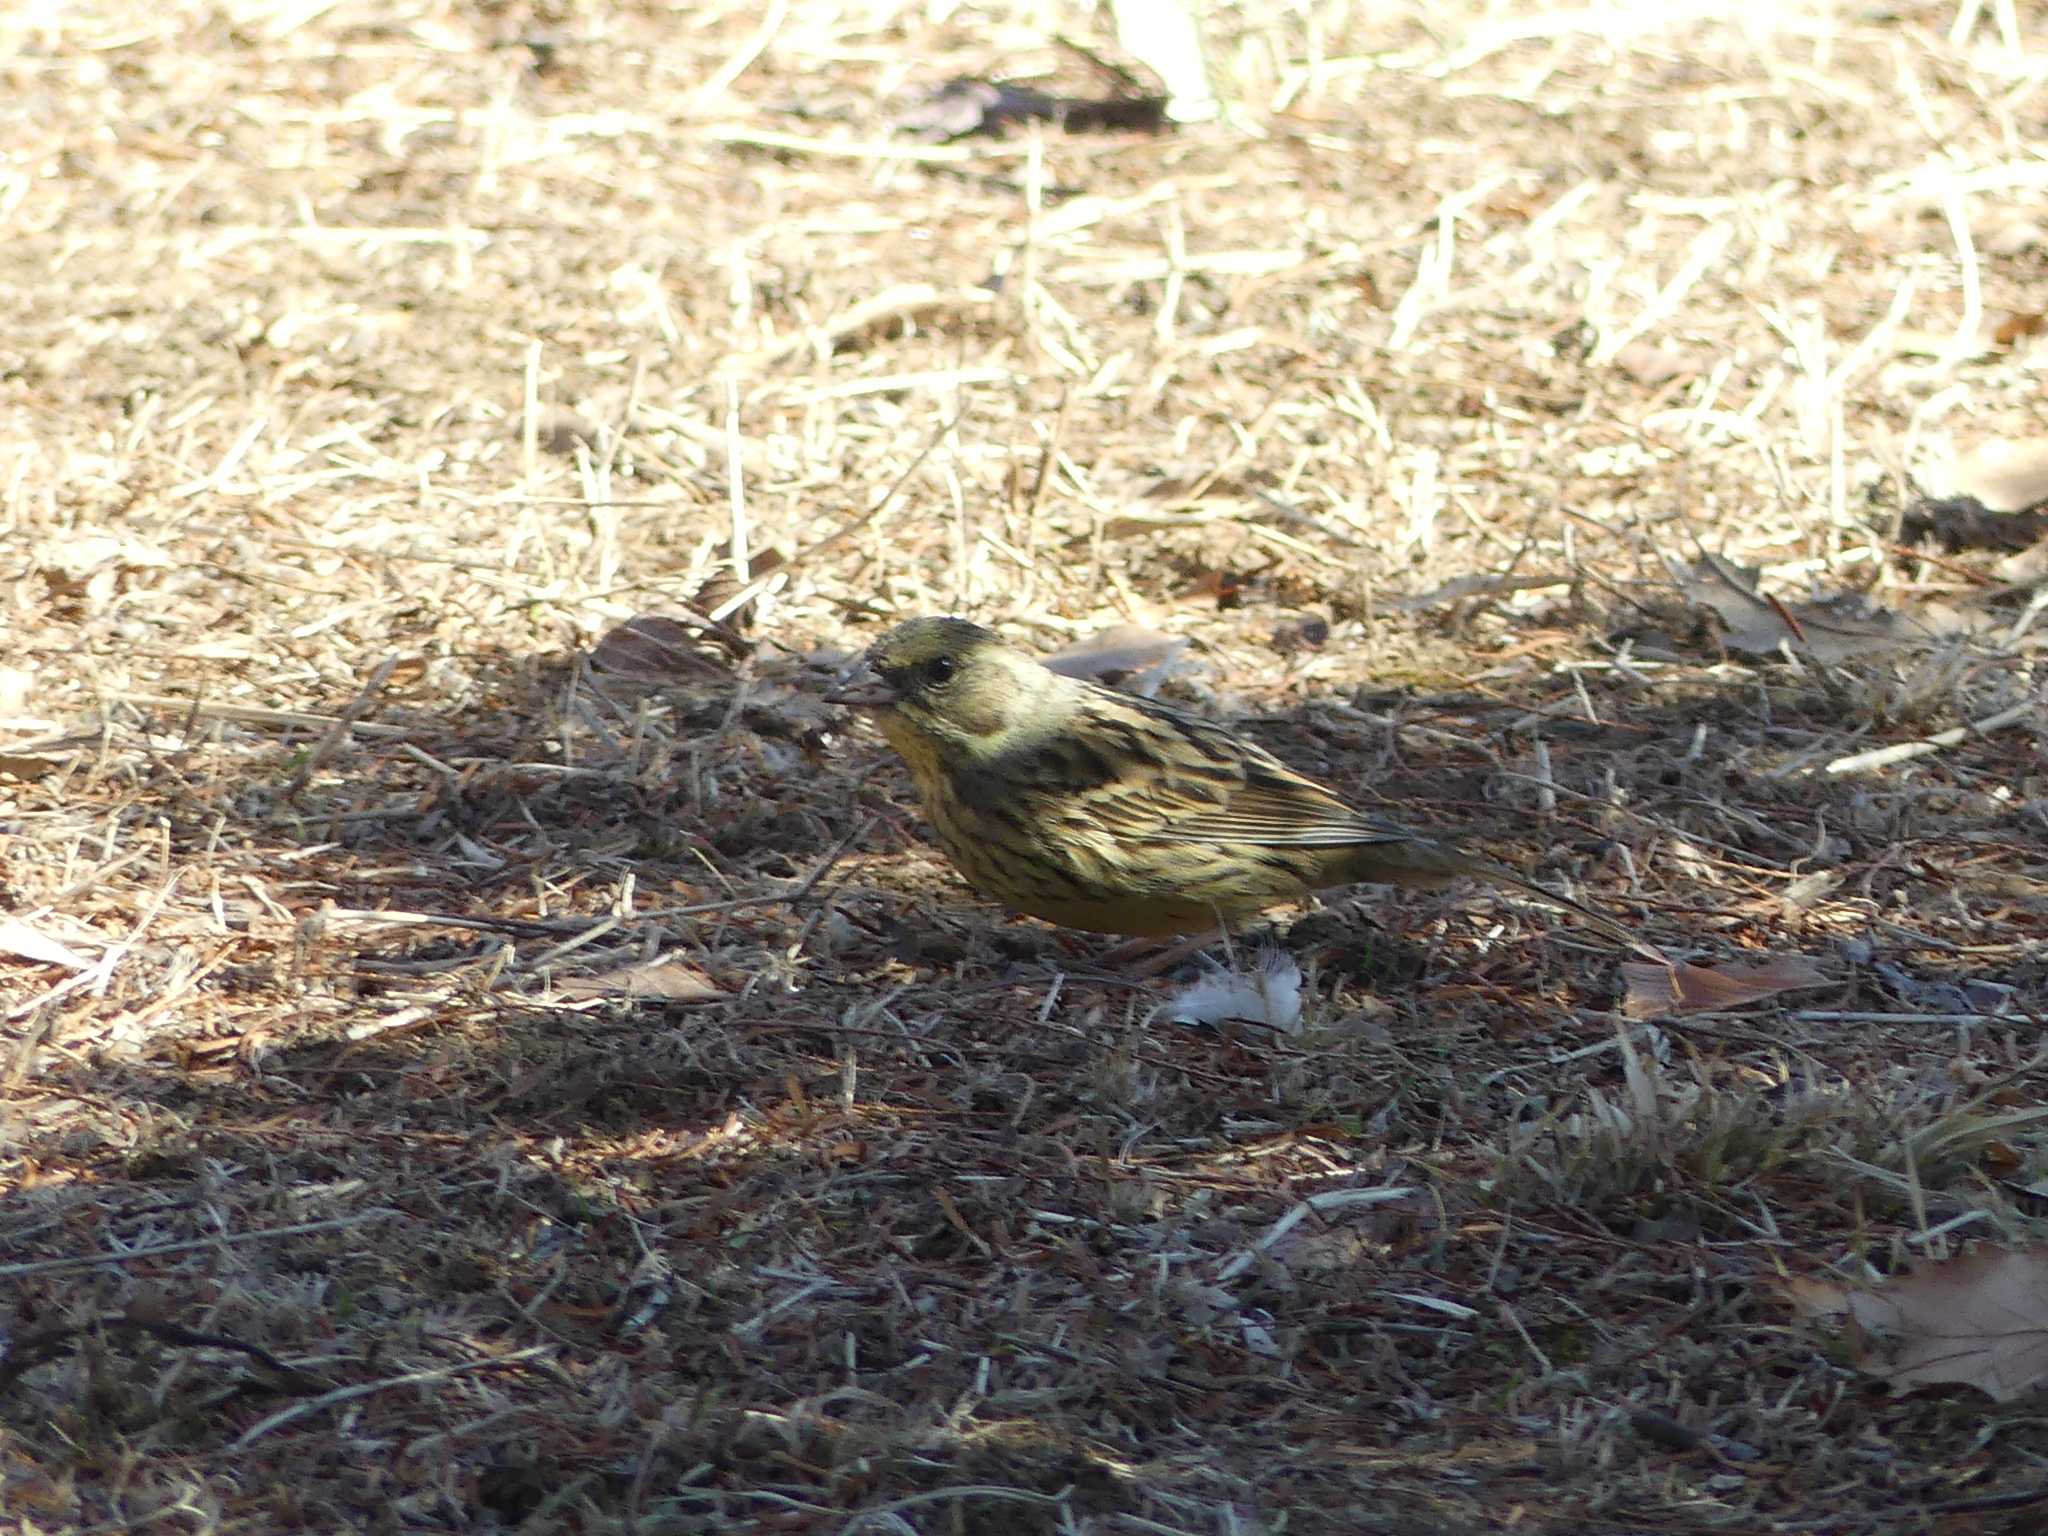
[[1788, 1247, 2048, 1403], [5, 2, 2048, 1531]]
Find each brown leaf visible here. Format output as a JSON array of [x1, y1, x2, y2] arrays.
[[1788, 1248, 2048, 1402], [1611, 340, 1697, 385], [588, 616, 727, 679], [1948, 439, 2048, 513], [556, 958, 726, 1002], [1040, 625, 1189, 692], [37, 533, 174, 584], [520, 407, 602, 458], [1993, 312, 2047, 348], [1676, 556, 1980, 663], [1621, 954, 1830, 1019], [1983, 1141, 2024, 1177], [0, 752, 62, 783]]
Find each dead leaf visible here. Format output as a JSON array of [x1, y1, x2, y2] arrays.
[[893, 77, 1168, 139], [38, 534, 174, 583], [692, 545, 787, 630], [1890, 325, 2004, 362], [520, 406, 603, 458], [588, 616, 729, 679], [1041, 625, 1189, 695], [1788, 1247, 2048, 1402], [1181, 564, 1252, 609], [34, 534, 174, 610], [1611, 340, 1698, 386], [1090, 471, 1271, 538], [1994, 540, 2048, 586], [1621, 954, 1830, 1019], [1983, 1141, 2023, 1177], [0, 917, 97, 971], [1981, 218, 2048, 257], [1674, 555, 1979, 663], [1875, 961, 2017, 1016], [1269, 614, 1330, 654], [0, 753, 62, 782], [1900, 495, 2048, 553], [1993, 312, 2047, 348], [0, 666, 30, 716], [1947, 440, 2048, 514], [556, 957, 726, 1002]]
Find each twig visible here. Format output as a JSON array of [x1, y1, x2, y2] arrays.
[[230, 1346, 552, 1449], [0, 1316, 330, 1396], [706, 400, 971, 624], [689, 0, 788, 110], [521, 340, 542, 488], [324, 826, 873, 953], [723, 370, 749, 587], [1214, 1187, 1417, 1283], [704, 125, 1031, 164], [1023, 387, 1074, 531], [0, 1211, 403, 1278], [1924, 1485, 2048, 1517], [1822, 701, 2036, 776], [321, 908, 595, 938], [528, 915, 622, 970], [648, 1482, 1072, 1528], [1791, 1011, 2019, 1026], [113, 693, 411, 738], [841, 1484, 1075, 1531], [285, 656, 399, 798], [1938, 173, 1984, 373], [722, 282, 997, 371], [1497, 1299, 1554, 1375]]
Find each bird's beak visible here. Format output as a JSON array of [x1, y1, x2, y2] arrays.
[[823, 661, 896, 709]]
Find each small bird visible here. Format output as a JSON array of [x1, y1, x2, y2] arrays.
[[826, 616, 1631, 944]]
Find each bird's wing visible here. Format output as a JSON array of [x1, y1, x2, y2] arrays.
[[1170, 801, 1430, 849], [1143, 766, 1431, 849], [1067, 699, 1430, 850]]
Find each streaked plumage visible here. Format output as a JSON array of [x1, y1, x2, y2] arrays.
[[827, 616, 1550, 938]]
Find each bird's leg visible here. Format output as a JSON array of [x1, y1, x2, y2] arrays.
[[1097, 921, 1220, 978], [1092, 907, 1237, 979]]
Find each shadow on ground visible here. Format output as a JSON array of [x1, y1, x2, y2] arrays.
[[8, 631, 2047, 1534]]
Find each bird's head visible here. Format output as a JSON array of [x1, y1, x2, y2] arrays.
[[826, 616, 1061, 766]]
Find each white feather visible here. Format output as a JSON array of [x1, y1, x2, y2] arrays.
[[1157, 949, 1303, 1034]]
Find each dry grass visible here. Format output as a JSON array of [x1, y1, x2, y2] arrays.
[[5, 0, 2048, 1531]]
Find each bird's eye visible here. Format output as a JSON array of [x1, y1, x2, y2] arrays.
[[924, 654, 958, 687]]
